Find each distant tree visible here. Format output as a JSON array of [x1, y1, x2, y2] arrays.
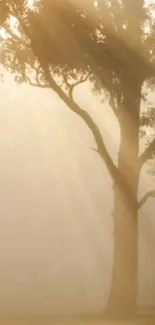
[[1, 0, 155, 318]]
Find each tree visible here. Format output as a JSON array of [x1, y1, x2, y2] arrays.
[[0, 0, 155, 319]]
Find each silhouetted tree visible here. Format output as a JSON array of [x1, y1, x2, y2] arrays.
[[1, 0, 155, 318]]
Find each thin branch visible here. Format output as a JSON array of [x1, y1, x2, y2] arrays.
[[139, 138, 155, 168], [26, 66, 50, 89], [64, 73, 90, 99], [36, 65, 45, 85], [26, 79, 49, 89], [138, 189, 155, 209]]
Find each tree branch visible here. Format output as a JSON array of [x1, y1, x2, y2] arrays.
[[139, 138, 155, 168], [39, 62, 119, 183], [26, 61, 138, 210], [138, 189, 155, 209], [26, 65, 50, 89], [63, 72, 90, 99], [26, 64, 117, 180], [26, 78, 49, 89]]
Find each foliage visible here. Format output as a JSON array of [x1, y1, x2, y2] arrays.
[[0, 0, 155, 148]]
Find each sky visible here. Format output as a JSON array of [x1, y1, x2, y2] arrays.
[[0, 72, 155, 317]]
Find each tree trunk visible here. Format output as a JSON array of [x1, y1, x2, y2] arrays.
[[105, 73, 142, 319], [105, 179, 139, 319]]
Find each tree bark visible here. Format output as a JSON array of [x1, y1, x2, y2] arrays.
[[106, 173, 139, 319], [105, 73, 142, 319]]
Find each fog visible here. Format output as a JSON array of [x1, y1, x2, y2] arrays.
[[0, 74, 154, 316]]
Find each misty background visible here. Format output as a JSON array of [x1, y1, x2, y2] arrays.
[[0, 72, 155, 315]]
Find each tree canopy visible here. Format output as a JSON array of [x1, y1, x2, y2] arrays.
[[0, 1, 154, 90], [0, 0, 155, 180]]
